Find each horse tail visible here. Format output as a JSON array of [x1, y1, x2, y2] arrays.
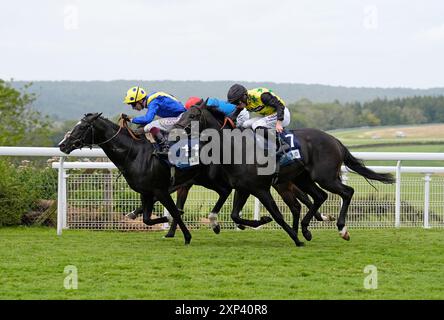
[[339, 140, 395, 184]]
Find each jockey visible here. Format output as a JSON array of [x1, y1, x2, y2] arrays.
[[184, 96, 250, 128], [227, 84, 291, 153], [123, 86, 186, 155]]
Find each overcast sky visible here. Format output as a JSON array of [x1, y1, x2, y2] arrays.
[[1, 0, 444, 88]]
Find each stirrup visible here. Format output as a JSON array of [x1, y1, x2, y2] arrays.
[[277, 138, 291, 156]]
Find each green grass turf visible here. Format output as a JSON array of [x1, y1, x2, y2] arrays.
[[0, 227, 443, 300]]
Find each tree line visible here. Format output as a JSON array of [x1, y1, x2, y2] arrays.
[[287, 96, 444, 130], [2, 80, 444, 147], [11, 80, 444, 121]]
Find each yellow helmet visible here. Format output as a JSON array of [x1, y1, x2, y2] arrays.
[[123, 86, 147, 104]]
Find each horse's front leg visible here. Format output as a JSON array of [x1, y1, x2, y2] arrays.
[[230, 190, 273, 228], [164, 185, 190, 238], [125, 206, 143, 220], [126, 194, 159, 220], [296, 178, 328, 241], [154, 190, 192, 245], [274, 183, 302, 234], [205, 185, 231, 234], [141, 193, 169, 226]]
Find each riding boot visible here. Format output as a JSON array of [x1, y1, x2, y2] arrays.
[[150, 128, 170, 156], [255, 126, 281, 183]]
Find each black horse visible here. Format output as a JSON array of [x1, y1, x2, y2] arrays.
[[173, 103, 395, 241], [58, 113, 235, 244], [58, 113, 325, 245]]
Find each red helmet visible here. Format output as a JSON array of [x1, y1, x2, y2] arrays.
[[185, 96, 202, 109]]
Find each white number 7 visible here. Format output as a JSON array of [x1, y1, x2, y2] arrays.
[[285, 134, 294, 148]]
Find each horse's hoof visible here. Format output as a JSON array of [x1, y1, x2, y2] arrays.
[[296, 241, 305, 247], [260, 216, 273, 224], [125, 212, 137, 220], [302, 230, 312, 241], [236, 224, 246, 230], [184, 239, 191, 245], [212, 225, 221, 234], [320, 214, 332, 221], [164, 233, 175, 238], [339, 227, 350, 241]]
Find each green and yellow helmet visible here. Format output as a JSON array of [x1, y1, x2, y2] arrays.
[[123, 86, 147, 104]]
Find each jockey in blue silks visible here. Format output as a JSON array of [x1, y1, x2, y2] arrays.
[[123, 86, 186, 154], [184, 97, 249, 127]]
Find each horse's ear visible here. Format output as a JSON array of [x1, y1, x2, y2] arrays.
[[91, 112, 102, 121], [198, 98, 209, 109]]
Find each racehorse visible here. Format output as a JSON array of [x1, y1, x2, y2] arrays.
[[58, 113, 324, 245], [173, 102, 395, 242], [58, 113, 226, 244]]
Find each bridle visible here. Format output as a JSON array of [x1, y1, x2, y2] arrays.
[[66, 116, 139, 149]]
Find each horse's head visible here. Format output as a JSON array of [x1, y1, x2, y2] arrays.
[[59, 113, 103, 154], [174, 99, 226, 134]]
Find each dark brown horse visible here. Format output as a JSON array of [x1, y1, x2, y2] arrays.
[[174, 103, 395, 242]]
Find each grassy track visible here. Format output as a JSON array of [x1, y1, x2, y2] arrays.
[[0, 227, 443, 300], [328, 124, 444, 167]]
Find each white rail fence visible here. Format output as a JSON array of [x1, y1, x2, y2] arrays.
[[1, 147, 444, 235]]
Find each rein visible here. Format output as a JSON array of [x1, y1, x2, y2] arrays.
[[94, 118, 141, 146], [120, 118, 141, 141], [221, 116, 235, 129], [96, 125, 123, 146], [199, 108, 235, 131]]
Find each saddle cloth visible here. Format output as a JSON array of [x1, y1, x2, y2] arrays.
[[254, 130, 303, 167], [167, 138, 200, 169]]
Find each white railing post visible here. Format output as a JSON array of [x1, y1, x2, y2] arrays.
[[57, 156, 65, 236], [342, 172, 348, 185], [424, 174, 431, 229], [254, 197, 260, 221], [62, 169, 68, 229], [163, 207, 170, 230], [252, 197, 262, 230], [341, 172, 348, 207], [395, 160, 401, 228]]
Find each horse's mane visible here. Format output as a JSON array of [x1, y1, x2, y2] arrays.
[[84, 113, 115, 126], [203, 105, 226, 122], [83, 112, 148, 142]]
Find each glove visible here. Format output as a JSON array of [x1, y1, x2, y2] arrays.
[[120, 113, 131, 122], [133, 127, 145, 136]]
